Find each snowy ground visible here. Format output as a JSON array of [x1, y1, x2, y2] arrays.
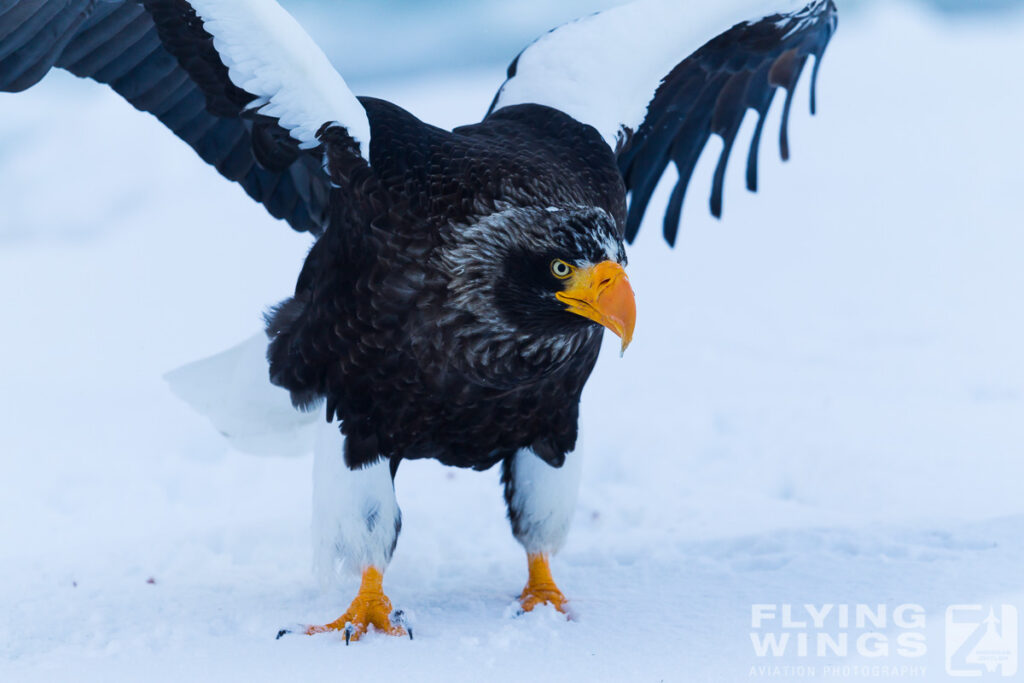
[[2, 4, 1024, 682]]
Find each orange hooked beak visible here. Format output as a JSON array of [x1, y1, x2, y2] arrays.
[[555, 260, 636, 354]]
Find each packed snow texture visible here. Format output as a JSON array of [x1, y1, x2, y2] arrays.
[[1, 4, 1023, 682]]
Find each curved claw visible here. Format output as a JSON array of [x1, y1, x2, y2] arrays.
[[391, 609, 414, 640]]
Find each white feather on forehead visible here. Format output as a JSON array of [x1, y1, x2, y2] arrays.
[[441, 204, 621, 272]]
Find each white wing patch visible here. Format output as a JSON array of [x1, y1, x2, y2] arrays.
[[491, 0, 807, 150], [189, 0, 371, 160]]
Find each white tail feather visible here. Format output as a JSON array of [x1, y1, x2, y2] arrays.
[[164, 333, 321, 457]]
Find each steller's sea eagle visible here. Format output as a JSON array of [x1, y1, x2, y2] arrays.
[[0, 0, 837, 642]]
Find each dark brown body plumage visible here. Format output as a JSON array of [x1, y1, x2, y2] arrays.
[[267, 99, 627, 471]]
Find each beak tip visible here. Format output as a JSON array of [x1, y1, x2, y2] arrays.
[[619, 334, 633, 356]]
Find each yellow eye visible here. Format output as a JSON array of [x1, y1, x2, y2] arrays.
[[550, 259, 573, 279]]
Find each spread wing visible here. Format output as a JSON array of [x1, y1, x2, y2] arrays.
[[0, 0, 371, 234], [488, 0, 838, 245]]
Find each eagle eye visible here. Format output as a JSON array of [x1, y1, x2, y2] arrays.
[[550, 259, 573, 279]]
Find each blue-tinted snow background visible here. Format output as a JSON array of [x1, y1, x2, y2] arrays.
[[1, 1, 1023, 681], [284, 0, 1024, 82]]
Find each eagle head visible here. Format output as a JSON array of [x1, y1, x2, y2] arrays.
[[439, 205, 636, 361]]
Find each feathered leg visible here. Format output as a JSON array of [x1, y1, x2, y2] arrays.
[[502, 446, 582, 614], [304, 420, 406, 642]]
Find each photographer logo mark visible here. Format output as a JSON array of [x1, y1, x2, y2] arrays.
[[945, 605, 1018, 677]]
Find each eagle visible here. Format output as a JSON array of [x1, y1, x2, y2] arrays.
[[0, 0, 837, 642]]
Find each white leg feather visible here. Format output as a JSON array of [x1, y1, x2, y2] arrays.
[[312, 420, 401, 588], [503, 445, 583, 555]]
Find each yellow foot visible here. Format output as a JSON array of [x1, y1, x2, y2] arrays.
[[304, 567, 409, 644], [519, 553, 569, 614]]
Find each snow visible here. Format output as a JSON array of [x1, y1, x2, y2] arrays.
[[2, 3, 1024, 681], [491, 0, 811, 147], [191, 0, 372, 155]]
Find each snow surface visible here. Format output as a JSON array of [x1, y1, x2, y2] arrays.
[[2, 4, 1024, 681]]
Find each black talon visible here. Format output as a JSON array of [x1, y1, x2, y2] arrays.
[[391, 609, 413, 640], [343, 622, 354, 646], [275, 629, 291, 640]]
